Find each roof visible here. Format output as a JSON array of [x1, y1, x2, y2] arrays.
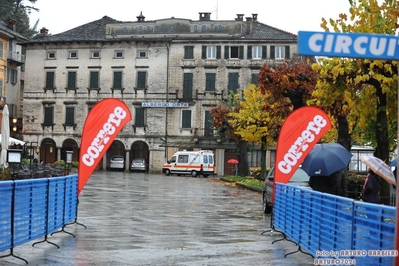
[[0, 20, 28, 41], [24, 15, 297, 44]]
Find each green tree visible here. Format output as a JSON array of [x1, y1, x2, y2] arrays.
[[0, 0, 39, 38], [313, 0, 398, 203]]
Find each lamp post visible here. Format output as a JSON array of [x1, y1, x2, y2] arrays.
[[7, 149, 22, 180], [27, 141, 38, 174]]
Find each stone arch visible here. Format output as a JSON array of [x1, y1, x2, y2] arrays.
[[106, 140, 125, 170], [130, 141, 149, 171], [61, 138, 79, 163], [39, 138, 56, 164]]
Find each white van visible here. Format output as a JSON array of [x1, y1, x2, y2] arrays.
[[162, 150, 215, 177]]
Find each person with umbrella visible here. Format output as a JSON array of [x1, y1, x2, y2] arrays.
[[362, 168, 381, 204]]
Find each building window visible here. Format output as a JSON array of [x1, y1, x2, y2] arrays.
[[89, 71, 99, 89], [205, 73, 216, 92], [113, 71, 123, 89], [69, 51, 78, 59], [202, 45, 221, 59], [224, 45, 244, 59], [43, 106, 54, 126], [137, 50, 147, 58], [45, 71, 55, 89], [182, 110, 192, 129], [67, 71, 77, 89], [0, 42, 3, 59], [8, 68, 17, 84], [183, 73, 193, 100], [270, 45, 290, 60], [184, 46, 194, 59], [228, 73, 239, 94], [47, 51, 56, 59], [248, 46, 266, 60], [135, 107, 146, 126], [0, 79, 3, 98], [204, 110, 213, 137], [91, 51, 100, 58], [136, 71, 147, 90], [251, 73, 259, 85], [114, 50, 124, 58], [65, 106, 75, 126]]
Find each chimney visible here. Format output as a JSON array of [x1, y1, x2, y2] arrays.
[[245, 17, 253, 34], [252, 14, 258, 22], [137, 11, 145, 22], [7, 19, 16, 31], [40, 27, 49, 36], [199, 12, 211, 21], [235, 14, 244, 21]]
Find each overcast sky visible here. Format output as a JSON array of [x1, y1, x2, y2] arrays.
[[29, 0, 352, 35]]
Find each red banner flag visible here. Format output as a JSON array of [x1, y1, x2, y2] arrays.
[[78, 99, 132, 195], [274, 106, 332, 184]]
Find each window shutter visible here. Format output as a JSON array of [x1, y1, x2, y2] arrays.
[[202, 46, 206, 59], [65, 107, 75, 125], [137, 71, 147, 89], [204, 111, 213, 137], [184, 46, 194, 59], [251, 73, 258, 85], [90, 71, 99, 88], [67, 72, 76, 89], [270, 46, 275, 59], [44, 107, 54, 125], [216, 46, 221, 59], [205, 73, 216, 91], [113, 71, 122, 89], [0, 42, 3, 59], [183, 73, 193, 99], [135, 108, 145, 126], [262, 46, 267, 59], [247, 46, 252, 59], [228, 73, 239, 94], [224, 46, 229, 59], [46, 72, 54, 89], [182, 110, 192, 128], [239, 46, 244, 59], [285, 46, 290, 59]]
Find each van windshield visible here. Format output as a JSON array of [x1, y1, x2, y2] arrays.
[[169, 156, 176, 163], [208, 155, 213, 164]]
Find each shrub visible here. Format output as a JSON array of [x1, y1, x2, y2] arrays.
[[53, 160, 66, 167], [0, 168, 12, 181]]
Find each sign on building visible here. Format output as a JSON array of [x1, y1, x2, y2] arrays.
[[298, 31, 399, 60], [141, 102, 189, 107]]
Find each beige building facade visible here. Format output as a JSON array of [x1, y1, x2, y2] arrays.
[[22, 12, 299, 174]]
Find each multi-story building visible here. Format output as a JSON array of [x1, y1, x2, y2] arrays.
[[22, 12, 299, 174], [0, 19, 27, 140]]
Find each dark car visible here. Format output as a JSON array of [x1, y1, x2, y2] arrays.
[[262, 167, 310, 214], [130, 158, 147, 172], [110, 155, 125, 171]]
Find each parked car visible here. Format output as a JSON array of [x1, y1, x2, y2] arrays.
[[262, 167, 310, 214], [110, 155, 125, 171], [130, 158, 147, 172]]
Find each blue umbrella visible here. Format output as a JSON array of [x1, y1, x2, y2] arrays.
[[301, 143, 352, 176], [390, 158, 397, 167]]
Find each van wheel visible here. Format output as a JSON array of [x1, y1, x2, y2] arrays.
[[191, 171, 197, 177], [165, 169, 171, 176], [203, 174, 208, 178]]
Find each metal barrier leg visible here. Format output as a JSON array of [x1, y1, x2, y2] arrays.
[[284, 245, 313, 258], [261, 211, 283, 235], [0, 248, 28, 264]]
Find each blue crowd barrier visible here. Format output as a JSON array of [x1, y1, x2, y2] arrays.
[[0, 174, 78, 263], [273, 182, 396, 266]]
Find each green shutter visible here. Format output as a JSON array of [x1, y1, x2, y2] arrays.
[[46, 72, 54, 89], [44, 107, 54, 125], [216, 46, 221, 59], [224, 46, 229, 59], [135, 108, 145, 126], [239, 46, 244, 59], [228, 73, 239, 93], [65, 107, 75, 125], [205, 73, 216, 91], [183, 73, 193, 99], [204, 111, 213, 137], [262, 46, 267, 59], [137, 71, 147, 89], [182, 110, 192, 128], [0, 42, 3, 59], [285, 46, 290, 59], [90, 71, 99, 88], [184, 46, 194, 59], [247, 46, 252, 59], [270, 46, 275, 59], [67, 72, 76, 89], [202, 46, 206, 59], [251, 73, 258, 85], [113, 71, 122, 89]]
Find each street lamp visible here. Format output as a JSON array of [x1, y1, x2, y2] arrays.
[[27, 141, 38, 172]]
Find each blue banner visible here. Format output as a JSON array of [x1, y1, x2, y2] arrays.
[[298, 31, 399, 60]]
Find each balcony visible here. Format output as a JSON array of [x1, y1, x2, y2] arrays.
[[7, 51, 26, 66]]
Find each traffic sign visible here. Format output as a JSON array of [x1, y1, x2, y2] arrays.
[[298, 31, 399, 60]]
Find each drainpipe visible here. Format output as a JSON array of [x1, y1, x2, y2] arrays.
[[165, 42, 170, 158]]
